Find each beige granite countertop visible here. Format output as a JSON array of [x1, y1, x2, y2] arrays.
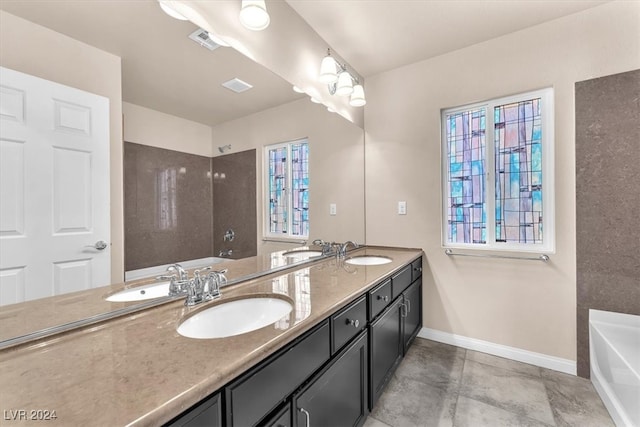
[[0, 247, 422, 426], [0, 247, 330, 343]]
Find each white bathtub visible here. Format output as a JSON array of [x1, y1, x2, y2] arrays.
[[125, 257, 231, 281], [590, 309, 640, 427]]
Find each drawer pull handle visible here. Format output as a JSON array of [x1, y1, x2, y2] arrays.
[[299, 407, 310, 427], [406, 299, 411, 313], [346, 318, 360, 328], [377, 295, 389, 302], [414, 267, 422, 272], [400, 303, 408, 318]]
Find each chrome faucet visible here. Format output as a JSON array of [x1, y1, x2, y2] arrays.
[[312, 239, 334, 255], [166, 263, 188, 281], [157, 263, 190, 296], [185, 268, 227, 306], [338, 241, 359, 258], [219, 249, 233, 258]]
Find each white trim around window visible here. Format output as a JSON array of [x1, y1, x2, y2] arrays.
[[441, 88, 555, 253]]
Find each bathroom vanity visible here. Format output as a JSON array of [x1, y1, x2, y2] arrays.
[[0, 246, 423, 426]]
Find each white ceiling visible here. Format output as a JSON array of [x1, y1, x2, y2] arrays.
[[286, 0, 612, 78], [0, 0, 304, 127], [1, 0, 612, 126]]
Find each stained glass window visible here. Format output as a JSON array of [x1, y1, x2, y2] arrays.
[[494, 98, 543, 244], [266, 139, 309, 238], [442, 89, 553, 251], [445, 108, 486, 244]]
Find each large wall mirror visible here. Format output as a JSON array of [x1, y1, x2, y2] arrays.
[[0, 1, 364, 345]]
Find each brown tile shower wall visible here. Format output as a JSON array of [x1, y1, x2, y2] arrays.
[[575, 69, 640, 378], [124, 142, 213, 271], [212, 150, 257, 259]]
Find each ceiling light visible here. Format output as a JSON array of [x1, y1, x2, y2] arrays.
[[335, 71, 354, 96], [318, 47, 365, 107], [319, 49, 338, 84], [239, 0, 270, 31], [349, 84, 366, 107], [292, 86, 304, 93], [158, 0, 188, 20]]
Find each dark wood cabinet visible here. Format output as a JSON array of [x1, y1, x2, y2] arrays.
[[166, 392, 221, 427], [260, 402, 291, 427], [402, 278, 422, 354], [293, 331, 369, 427], [226, 321, 330, 426], [368, 298, 403, 408], [168, 256, 423, 427]]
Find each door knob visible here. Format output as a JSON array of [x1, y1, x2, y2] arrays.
[[86, 240, 108, 250]]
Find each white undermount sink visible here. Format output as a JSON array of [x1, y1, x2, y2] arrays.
[[106, 281, 171, 302], [177, 297, 293, 339], [282, 250, 323, 260], [345, 255, 393, 266]]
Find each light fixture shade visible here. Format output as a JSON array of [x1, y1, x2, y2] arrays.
[[349, 84, 366, 107], [158, 0, 188, 20], [319, 55, 338, 84], [239, 0, 270, 31], [335, 71, 354, 96]]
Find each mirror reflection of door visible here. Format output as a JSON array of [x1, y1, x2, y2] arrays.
[[0, 67, 111, 306]]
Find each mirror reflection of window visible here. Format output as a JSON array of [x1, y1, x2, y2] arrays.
[[156, 168, 178, 230], [272, 269, 311, 330], [265, 139, 309, 239]]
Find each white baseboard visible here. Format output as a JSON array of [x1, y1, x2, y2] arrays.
[[418, 327, 577, 375]]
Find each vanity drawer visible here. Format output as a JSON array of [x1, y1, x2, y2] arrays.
[[368, 279, 392, 321], [226, 320, 330, 427], [391, 265, 412, 300], [411, 257, 423, 282], [332, 295, 367, 354]]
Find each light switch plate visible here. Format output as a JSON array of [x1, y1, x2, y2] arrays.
[[398, 201, 407, 215], [330, 203, 337, 216]]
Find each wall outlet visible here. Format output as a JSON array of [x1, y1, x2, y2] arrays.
[[330, 203, 337, 216], [398, 201, 407, 215]]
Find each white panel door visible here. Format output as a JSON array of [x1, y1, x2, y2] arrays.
[[0, 67, 110, 306]]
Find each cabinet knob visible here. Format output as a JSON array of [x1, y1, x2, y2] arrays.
[[377, 295, 389, 302], [346, 318, 360, 328], [414, 267, 422, 272]]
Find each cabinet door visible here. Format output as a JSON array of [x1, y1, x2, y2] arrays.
[[293, 331, 368, 427], [402, 278, 422, 354], [369, 298, 403, 409], [166, 392, 221, 427]]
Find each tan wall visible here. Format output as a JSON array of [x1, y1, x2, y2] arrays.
[[364, 1, 640, 361], [212, 97, 365, 255], [0, 11, 125, 283], [123, 102, 213, 157]]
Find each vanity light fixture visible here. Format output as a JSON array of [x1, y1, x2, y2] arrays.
[[292, 85, 305, 93], [239, 0, 270, 31], [319, 48, 366, 107], [310, 97, 322, 104], [158, 0, 188, 20]]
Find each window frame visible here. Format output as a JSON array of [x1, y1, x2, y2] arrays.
[[263, 138, 310, 241], [441, 88, 555, 253]]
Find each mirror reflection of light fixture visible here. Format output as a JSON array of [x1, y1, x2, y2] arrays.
[[335, 71, 354, 96], [158, 0, 188, 20], [239, 0, 270, 31], [319, 49, 338, 84], [319, 48, 365, 107], [349, 84, 366, 107]]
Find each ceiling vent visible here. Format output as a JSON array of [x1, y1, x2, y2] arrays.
[[222, 78, 253, 93], [188, 28, 220, 51]]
